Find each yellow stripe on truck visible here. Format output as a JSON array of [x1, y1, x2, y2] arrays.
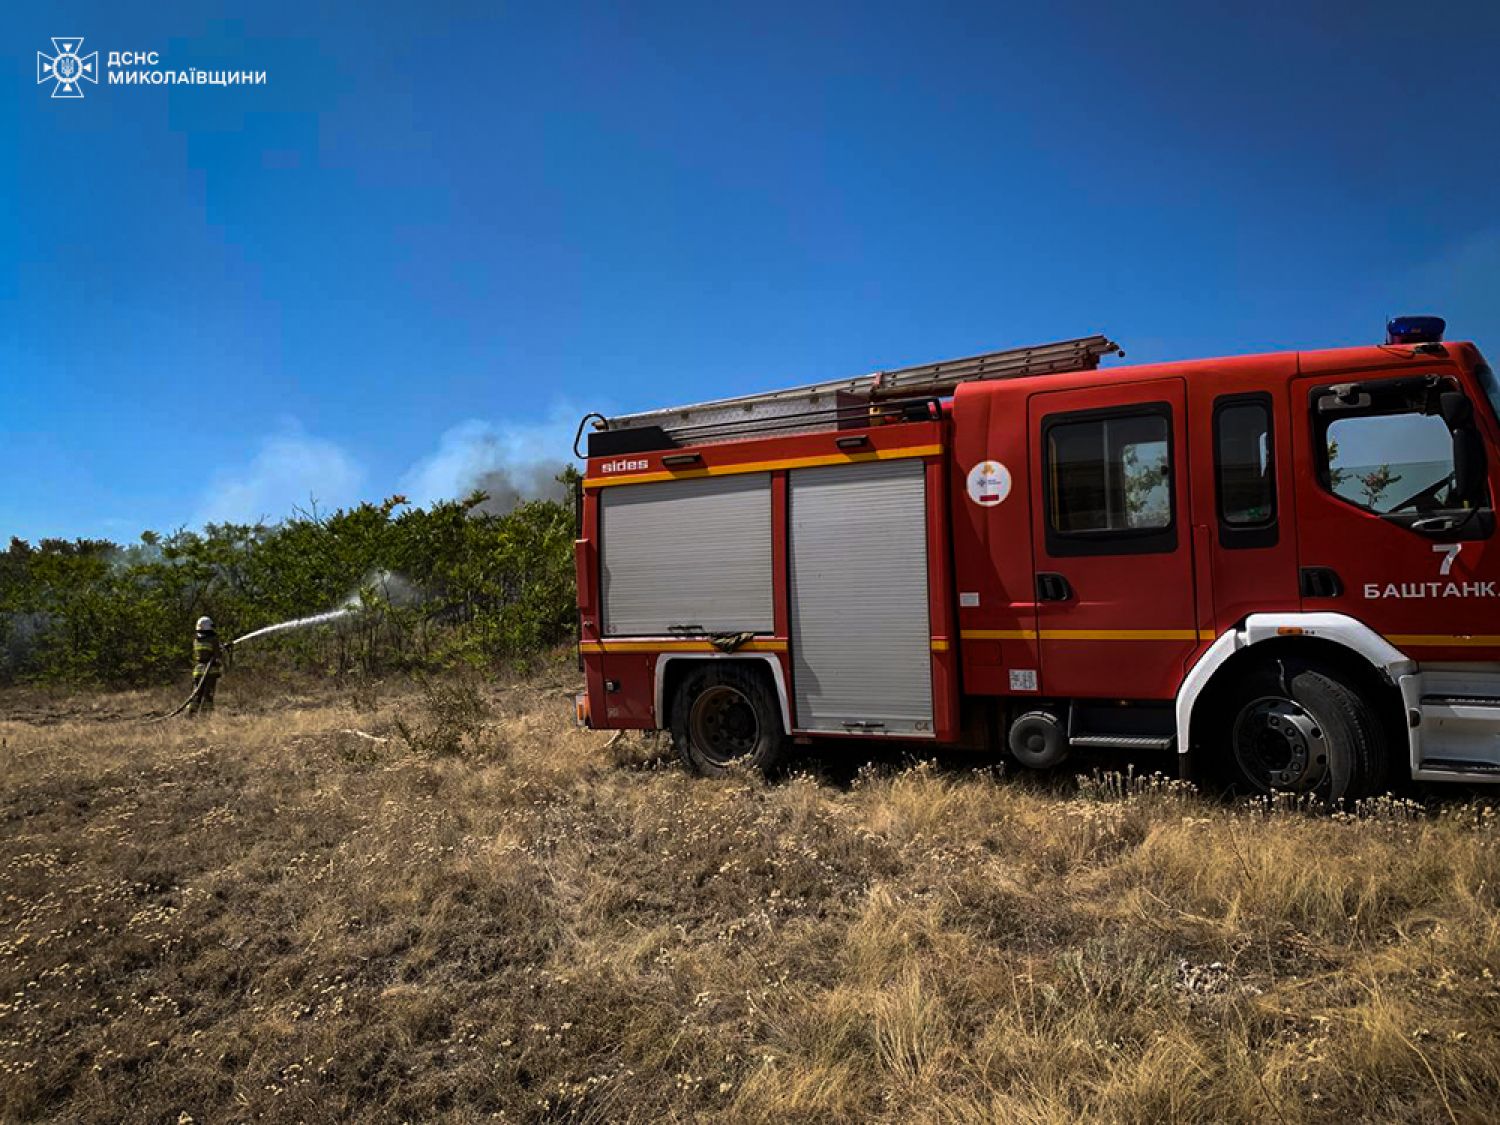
[[1387, 634, 1500, 648], [583, 630, 1213, 655], [960, 628, 1210, 642], [1041, 628, 1204, 641], [579, 639, 788, 654], [583, 444, 943, 488]]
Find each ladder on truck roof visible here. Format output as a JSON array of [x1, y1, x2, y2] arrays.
[[587, 334, 1121, 452]]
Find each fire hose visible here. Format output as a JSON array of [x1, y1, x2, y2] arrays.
[[137, 601, 360, 722]]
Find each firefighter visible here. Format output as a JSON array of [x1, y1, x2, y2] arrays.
[[187, 616, 225, 716]]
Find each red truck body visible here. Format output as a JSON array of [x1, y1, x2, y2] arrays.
[[575, 325, 1500, 794]]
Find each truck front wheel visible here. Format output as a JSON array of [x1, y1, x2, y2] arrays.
[[669, 664, 788, 777], [1222, 660, 1388, 800]]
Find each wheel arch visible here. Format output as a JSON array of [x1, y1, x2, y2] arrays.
[[1177, 613, 1414, 775], [655, 653, 792, 734]]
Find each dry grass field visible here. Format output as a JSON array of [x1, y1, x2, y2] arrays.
[[2, 658, 1498, 1123]]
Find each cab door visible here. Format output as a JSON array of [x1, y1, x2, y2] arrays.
[[1291, 370, 1499, 660], [1027, 379, 1201, 699]]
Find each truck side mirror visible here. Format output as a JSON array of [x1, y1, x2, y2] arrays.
[[1439, 391, 1474, 429], [1441, 393, 1487, 506], [1453, 427, 1488, 507]]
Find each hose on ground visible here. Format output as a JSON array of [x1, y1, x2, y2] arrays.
[[141, 645, 230, 723], [141, 674, 209, 723]]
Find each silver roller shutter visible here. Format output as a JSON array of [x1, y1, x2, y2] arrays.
[[789, 459, 933, 734], [601, 474, 773, 636]]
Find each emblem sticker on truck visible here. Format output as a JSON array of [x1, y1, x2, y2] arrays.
[[966, 460, 1011, 507]]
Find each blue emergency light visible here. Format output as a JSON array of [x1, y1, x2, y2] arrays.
[[1386, 315, 1446, 345]]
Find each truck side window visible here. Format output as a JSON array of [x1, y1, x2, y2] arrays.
[[1043, 404, 1176, 556], [1311, 375, 1492, 541], [1324, 412, 1454, 516], [1213, 394, 1277, 548]]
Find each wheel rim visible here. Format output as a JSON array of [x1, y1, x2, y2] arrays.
[[1231, 695, 1330, 792], [688, 685, 760, 765]]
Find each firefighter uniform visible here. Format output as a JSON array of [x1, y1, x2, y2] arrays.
[[188, 618, 223, 716]]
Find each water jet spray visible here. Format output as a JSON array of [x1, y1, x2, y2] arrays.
[[141, 569, 419, 721]]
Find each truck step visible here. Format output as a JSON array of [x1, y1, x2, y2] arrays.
[[1417, 694, 1500, 777], [1417, 758, 1500, 777], [1069, 733, 1175, 751], [1422, 694, 1500, 708]]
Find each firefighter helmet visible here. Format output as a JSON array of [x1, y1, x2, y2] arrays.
[[196, 616, 215, 632]]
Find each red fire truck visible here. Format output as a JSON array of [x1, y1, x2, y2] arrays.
[[573, 318, 1500, 798]]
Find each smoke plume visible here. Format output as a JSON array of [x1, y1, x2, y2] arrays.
[[189, 409, 582, 533], [350, 569, 422, 609], [194, 422, 365, 526], [399, 417, 574, 515]]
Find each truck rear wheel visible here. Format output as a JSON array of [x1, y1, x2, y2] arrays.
[[1222, 660, 1388, 800], [669, 664, 788, 777]]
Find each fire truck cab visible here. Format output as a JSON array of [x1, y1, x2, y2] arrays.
[[575, 320, 1500, 798]]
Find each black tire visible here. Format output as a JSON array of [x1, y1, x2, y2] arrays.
[[1221, 660, 1388, 800], [669, 664, 788, 778]]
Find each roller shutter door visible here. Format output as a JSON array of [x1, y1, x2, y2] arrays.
[[601, 474, 773, 636], [789, 459, 933, 734]]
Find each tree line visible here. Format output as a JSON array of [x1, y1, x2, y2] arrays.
[[0, 474, 579, 685]]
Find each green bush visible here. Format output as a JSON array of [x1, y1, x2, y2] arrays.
[[391, 675, 497, 758], [0, 471, 580, 686]]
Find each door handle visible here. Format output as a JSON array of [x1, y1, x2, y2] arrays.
[[1411, 516, 1458, 533], [1036, 572, 1073, 602], [1299, 566, 1344, 599]]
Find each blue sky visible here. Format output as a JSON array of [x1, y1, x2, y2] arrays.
[[5, 1, 1499, 541]]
